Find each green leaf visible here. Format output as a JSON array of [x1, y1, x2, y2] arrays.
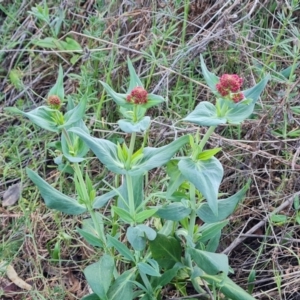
[[107, 269, 135, 300], [205, 230, 221, 252], [149, 234, 182, 269], [26, 168, 86, 215], [93, 189, 118, 209], [118, 175, 143, 212], [107, 235, 135, 262], [6, 106, 61, 132], [76, 217, 103, 247], [100, 81, 128, 107], [118, 116, 150, 133], [70, 129, 188, 176], [198, 220, 228, 243], [144, 93, 165, 108], [280, 63, 299, 80], [129, 135, 189, 176], [183, 102, 226, 127], [188, 248, 229, 275], [197, 182, 250, 223], [198, 148, 222, 160], [113, 206, 134, 223], [127, 58, 144, 92], [135, 209, 158, 223], [62, 120, 89, 163], [48, 65, 64, 101], [60, 95, 87, 129], [68, 127, 126, 174], [200, 55, 219, 92], [156, 202, 191, 221], [64, 37, 82, 51], [166, 160, 185, 199], [138, 259, 161, 277], [81, 293, 100, 300], [84, 254, 115, 300], [153, 263, 183, 288], [224, 75, 269, 124], [178, 157, 223, 216], [126, 225, 156, 251], [201, 274, 256, 300]]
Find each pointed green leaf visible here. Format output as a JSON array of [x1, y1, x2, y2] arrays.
[[60, 95, 87, 129], [62, 120, 89, 163], [144, 93, 165, 108], [93, 189, 118, 209], [183, 102, 226, 127], [166, 160, 185, 199], [118, 116, 150, 133], [100, 81, 128, 107], [200, 55, 219, 92], [68, 127, 126, 174], [76, 217, 103, 247], [149, 234, 182, 269], [84, 254, 115, 299], [178, 157, 223, 216], [82, 293, 100, 300], [126, 225, 156, 251], [224, 75, 269, 124], [107, 269, 135, 300], [113, 206, 134, 223], [48, 65, 64, 101], [135, 209, 157, 223], [156, 202, 191, 221], [127, 58, 144, 92], [198, 148, 222, 160], [138, 260, 161, 277], [26, 168, 86, 215], [129, 135, 189, 176], [197, 182, 250, 223], [201, 274, 256, 300], [107, 235, 135, 262], [6, 106, 60, 132], [198, 220, 228, 243], [188, 248, 229, 275]]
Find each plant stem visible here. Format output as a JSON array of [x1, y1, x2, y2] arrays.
[[198, 126, 216, 152], [126, 174, 135, 224], [188, 183, 196, 238], [126, 132, 137, 169]]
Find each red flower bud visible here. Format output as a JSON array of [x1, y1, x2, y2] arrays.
[[126, 87, 148, 105], [47, 95, 61, 109], [232, 92, 244, 103]]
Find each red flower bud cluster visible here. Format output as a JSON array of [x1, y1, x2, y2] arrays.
[[126, 87, 148, 105], [47, 95, 61, 109], [216, 74, 244, 103]]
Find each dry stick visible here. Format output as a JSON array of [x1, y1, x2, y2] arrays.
[[222, 192, 300, 255]]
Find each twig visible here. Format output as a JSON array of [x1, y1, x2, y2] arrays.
[[222, 192, 300, 255]]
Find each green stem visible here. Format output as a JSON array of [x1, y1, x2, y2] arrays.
[[126, 132, 137, 169], [198, 126, 216, 153], [188, 183, 196, 238], [126, 174, 135, 224]]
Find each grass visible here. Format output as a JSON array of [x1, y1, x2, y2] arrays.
[[1, 0, 300, 299]]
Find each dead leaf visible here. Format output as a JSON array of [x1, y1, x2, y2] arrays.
[[6, 264, 32, 291], [2, 183, 22, 206]]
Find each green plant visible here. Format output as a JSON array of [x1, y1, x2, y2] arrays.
[[7, 56, 269, 299]]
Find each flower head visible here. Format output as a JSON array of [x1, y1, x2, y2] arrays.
[[126, 86, 148, 105], [232, 92, 244, 103], [216, 74, 244, 103], [47, 95, 61, 109]]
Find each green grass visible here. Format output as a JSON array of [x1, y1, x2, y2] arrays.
[[1, 0, 300, 299]]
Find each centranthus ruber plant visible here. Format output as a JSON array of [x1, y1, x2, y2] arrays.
[[9, 56, 269, 300]]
